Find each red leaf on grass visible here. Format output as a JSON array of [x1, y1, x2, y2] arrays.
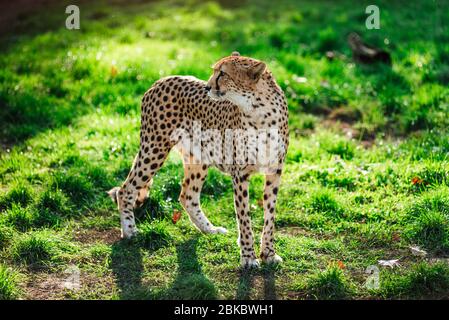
[[337, 260, 345, 270], [172, 210, 182, 224]]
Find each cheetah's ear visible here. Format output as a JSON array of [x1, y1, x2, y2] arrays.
[[231, 51, 240, 56], [107, 187, 120, 204], [247, 61, 266, 82]]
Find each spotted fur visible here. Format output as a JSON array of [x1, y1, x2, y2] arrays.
[[108, 53, 289, 267]]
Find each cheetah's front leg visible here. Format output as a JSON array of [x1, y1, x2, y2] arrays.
[[260, 172, 283, 264], [232, 174, 259, 268]]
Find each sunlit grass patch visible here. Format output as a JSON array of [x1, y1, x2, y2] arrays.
[[1, 204, 35, 232], [380, 262, 449, 299], [295, 266, 354, 300], [12, 233, 56, 267], [50, 171, 95, 204], [34, 189, 72, 219], [0, 265, 21, 300], [308, 189, 344, 219], [410, 165, 449, 192], [405, 187, 449, 252], [137, 220, 173, 250], [407, 210, 449, 253], [322, 139, 356, 161], [0, 182, 34, 211], [408, 187, 449, 216], [31, 207, 62, 229], [87, 243, 112, 266], [202, 168, 233, 197], [356, 222, 397, 247], [11, 231, 78, 269], [0, 225, 14, 250], [0, 190, 69, 232]]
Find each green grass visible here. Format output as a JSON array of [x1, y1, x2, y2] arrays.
[[11, 231, 78, 269], [12, 233, 58, 267], [0, 183, 34, 211], [294, 265, 355, 300], [137, 220, 173, 250], [0, 225, 13, 250], [405, 187, 449, 253], [0, 265, 21, 300], [380, 262, 449, 299], [1, 204, 35, 232], [0, 0, 448, 299]]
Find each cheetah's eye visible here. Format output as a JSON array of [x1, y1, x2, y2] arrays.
[[219, 70, 226, 77]]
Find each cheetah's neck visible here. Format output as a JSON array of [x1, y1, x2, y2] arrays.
[[235, 79, 288, 130]]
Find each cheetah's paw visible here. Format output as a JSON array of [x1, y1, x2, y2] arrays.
[[207, 226, 228, 235], [263, 254, 283, 265], [240, 257, 260, 269], [121, 226, 138, 239]]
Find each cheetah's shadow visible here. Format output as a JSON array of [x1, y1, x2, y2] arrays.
[[111, 236, 217, 299], [159, 237, 218, 299], [236, 265, 277, 299], [110, 239, 146, 299]]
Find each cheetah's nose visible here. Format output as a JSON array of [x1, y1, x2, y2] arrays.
[[205, 85, 211, 92]]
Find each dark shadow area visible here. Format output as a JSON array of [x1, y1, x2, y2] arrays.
[[0, 0, 154, 40], [263, 266, 277, 299], [236, 265, 278, 299], [111, 236, 218, 299], [0, 0, 70, 38], [236, 269, 255, 299], [0, 0, 245, 39], [158, 237, 218, 299], [110, 239, 145, 299]]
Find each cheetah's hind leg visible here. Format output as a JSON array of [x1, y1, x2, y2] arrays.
[[179, 163, 227, 235]]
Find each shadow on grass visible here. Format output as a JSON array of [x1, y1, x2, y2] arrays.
[[110, 239, 145, 299], [236, 269, 254, 299], [159, 237, 218, 299], [236, 265, 277, 299], [111, 236, 218, 299], [263, 267, 277, 299], [110, 230, 175, 299]]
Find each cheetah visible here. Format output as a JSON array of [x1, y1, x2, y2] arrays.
[[108, 52, 289, 267]]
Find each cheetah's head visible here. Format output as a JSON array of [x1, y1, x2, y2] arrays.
[[206, 52, 268, 112]]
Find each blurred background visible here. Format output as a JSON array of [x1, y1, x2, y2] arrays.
[[0, 0, 448, 300]]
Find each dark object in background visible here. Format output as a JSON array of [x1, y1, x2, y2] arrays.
[[348, 32, 392, 65]]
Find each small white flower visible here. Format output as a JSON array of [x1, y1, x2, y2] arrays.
[[409, 246, 427, 257], [378, 259, 400, 268]]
